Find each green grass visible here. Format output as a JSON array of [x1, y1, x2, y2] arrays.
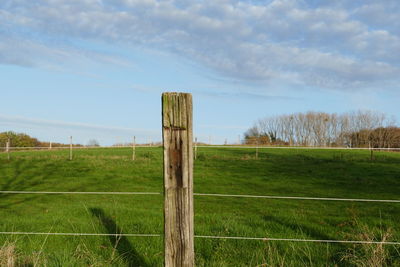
[[0, 147, 399, 266]]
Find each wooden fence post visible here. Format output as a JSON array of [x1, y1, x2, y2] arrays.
[[69, 136, 73, 161], [256, 137, 259, 160], [369, 141, 374, 161], [194, 137, 197, 160], [162, 92, 194, 267], [132, 136, 136, 161], [6, 139, 10, 160]]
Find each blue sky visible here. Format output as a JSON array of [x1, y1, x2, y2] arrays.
[[1, 0, 400, 145]]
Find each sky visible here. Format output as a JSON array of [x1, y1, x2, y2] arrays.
[[1, 0, 400, 145]]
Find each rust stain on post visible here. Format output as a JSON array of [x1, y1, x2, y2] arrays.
[[162, 92, 194, 267]]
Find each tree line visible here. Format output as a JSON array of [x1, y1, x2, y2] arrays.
[[244, 111, 400, 148], [0, 131, 80, 148]]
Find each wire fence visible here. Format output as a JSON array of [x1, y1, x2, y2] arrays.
[[2, 145, 400, 150], [2, 144, 399, 162], [0, 145, 399, 259], [0, 189, 399, 245]]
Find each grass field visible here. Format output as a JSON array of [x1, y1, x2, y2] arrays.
[[0, 147, 399, 266]]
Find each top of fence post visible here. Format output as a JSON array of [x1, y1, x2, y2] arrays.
[[162, 92, 194, 267]]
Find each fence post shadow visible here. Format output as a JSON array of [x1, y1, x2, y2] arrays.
[[89, 208, 148, 267]]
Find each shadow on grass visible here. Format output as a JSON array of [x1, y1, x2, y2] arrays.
[[0, 159, 50, 208], [0, 158, 91, 208], [89, 208, 148, 267]]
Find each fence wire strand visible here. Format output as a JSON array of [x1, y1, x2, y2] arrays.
[[193, 193, 400, 203], [0, 191, 398, 203], [196, 146, 400, 150], [3, 145, 400, 150], [0, 191, 161, 195], [0, 231, 398, 245], [195, 235, 400, 245], [0, 231, 160, 237]]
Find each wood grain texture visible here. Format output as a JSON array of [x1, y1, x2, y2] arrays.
[[162, 92, 194, 267]]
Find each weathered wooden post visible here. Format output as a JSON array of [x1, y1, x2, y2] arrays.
[[132, 136, 136, 161], [162, 92, 194, 267], [69, 136, 73, 161]]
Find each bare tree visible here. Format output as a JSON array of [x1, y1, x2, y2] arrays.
[[246, 110, 397, 147]]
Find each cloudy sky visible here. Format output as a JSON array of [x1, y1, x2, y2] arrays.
[[1, 0, 399, 145]]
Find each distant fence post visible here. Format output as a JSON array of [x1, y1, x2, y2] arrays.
[[194, 137, 197, 160], [69, 136, 73, 161], [256, 137, 259, 160], [369, 141, 374, 161], [6, 139, 10, 160], [49, 141, 52, 150], [132, 136, 136, 161], [162, 92, 194, 267]]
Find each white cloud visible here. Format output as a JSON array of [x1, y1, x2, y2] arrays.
[[1, 0, 400, 89]]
